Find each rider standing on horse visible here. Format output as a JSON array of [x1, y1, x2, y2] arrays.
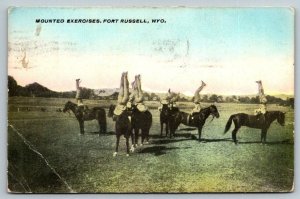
[[114, 72, 129, 116], [76, 79, 84, 106], [254, 80, 267, 115], [191, 80, 206, 114]]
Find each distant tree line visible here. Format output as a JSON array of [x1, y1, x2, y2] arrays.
[[8, 76, 294, 108]]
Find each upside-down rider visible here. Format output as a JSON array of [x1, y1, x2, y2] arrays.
[[132, 74, 148, 112], [113, 72, 130, 119], [188, 80, 206, 123]]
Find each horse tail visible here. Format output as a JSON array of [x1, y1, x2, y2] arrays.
[[224, 115, 234, 134]]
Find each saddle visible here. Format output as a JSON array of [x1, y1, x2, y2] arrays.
[[255, 113, 266, 124], [77, 105, 89, 115], [187, 114, 195, 126]]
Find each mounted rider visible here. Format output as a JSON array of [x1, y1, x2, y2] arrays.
[[158, 89, 180, 112], [254, 80, 267, 122], [191, 80, 206, 114], [183, 80, 207, 125], [75, 78, 88, 113]]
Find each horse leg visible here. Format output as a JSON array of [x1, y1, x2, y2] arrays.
[[198, 126, 203, 142], [166, 122, 169, 137], [113, 135, 120, 157], [160, 122, 163, 137], [232, 128, 240, 144], [261, 128, 267, 144], [79, 120, 84, 135], [97, 120, 102, 136], [125, 136, 130, 156], [130, 129, 135, 152], [169, 123, 173, 139], [141, 129, 146, 145], [134, 128, 139, 147], [99, 119, 107, 134], [146, 129, 150, 143]]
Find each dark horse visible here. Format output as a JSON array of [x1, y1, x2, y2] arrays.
[[168, 105, 220, 141], [131, 105, 152, 147], [63, 101, 107, 135], [224, 111, 285, 144], [160, 104, 170, 137], [108, 104, 133, 156]]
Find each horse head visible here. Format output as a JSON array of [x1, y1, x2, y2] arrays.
[[277, 111, 286, 126], [63, 101, 75, 113], [209, 104, 220, 118], [107, 104, 116, 118]]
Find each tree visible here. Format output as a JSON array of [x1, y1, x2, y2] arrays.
[[250, 96, 259, 104], [8, 76, 18, 96], [239, 96, 251, 103], [201, 95, 209, 102], [209, 94, 218, 102]]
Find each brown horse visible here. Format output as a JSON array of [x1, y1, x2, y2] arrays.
[[168, 105, 220, 141], [224, 111, 285, 144], [160, 104, 170, 137], [108, 104, 133, 156], [131, 104, 152, 147], [63, 101, 107, 135]]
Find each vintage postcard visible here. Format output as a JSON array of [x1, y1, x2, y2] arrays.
[[7, 7, 294, 193]]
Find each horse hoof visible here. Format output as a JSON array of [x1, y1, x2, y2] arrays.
[[113, 152, 117, 157], [139, 144, 143, 146], [130, 146, 135, 152], [126, 154, 130, 157], [145, 141, 149, 144]]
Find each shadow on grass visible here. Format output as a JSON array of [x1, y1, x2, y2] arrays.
[[138, 146, 191, 156], [238, 139, 293, 145], [149, 133, 192, 139], [151, 138, 191, 145], [178, 127, 197, 131], [87, 131, 115, 136]]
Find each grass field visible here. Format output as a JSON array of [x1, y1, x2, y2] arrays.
[[7, 97, 294, 193]]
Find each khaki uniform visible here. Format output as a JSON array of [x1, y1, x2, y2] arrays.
[[114, 104, 127, 115], [191, 83, 206, 114], [191, 103, 202, 113], [115, 73, 129, 115], [254, 81, 267, 115], [76, 80, 84, 107]]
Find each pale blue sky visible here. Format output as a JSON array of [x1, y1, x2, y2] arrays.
[[8, 7, 294, 95]]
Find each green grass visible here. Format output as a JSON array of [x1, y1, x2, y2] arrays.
[[7, 97, 294, 193]]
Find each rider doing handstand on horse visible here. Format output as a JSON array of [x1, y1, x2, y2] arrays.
[[114, 72, 129, 117], [191, 80, 206, 114], [133, 74, 148, 112]]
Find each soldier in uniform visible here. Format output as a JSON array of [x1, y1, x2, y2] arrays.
[[191, 80, 206, 114], [114, 72, 129, 116], [254, 80, 267, 115]]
